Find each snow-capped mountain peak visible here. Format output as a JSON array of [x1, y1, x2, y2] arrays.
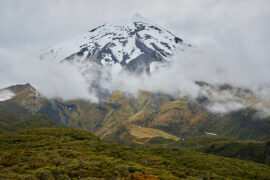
[[44, 13, 188, 73]]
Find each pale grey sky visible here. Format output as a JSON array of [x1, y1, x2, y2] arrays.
[[0, 0, 269, 49]]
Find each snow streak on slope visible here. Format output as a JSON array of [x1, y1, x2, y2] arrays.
[[43, 13, 188, 73], [0, 90, 15, 101]]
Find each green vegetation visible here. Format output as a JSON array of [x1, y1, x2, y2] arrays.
[[0, 128, 270, 179], [173, 135, 268, 164], [129, 127, 180, 144], [0, 102, 56, 132]]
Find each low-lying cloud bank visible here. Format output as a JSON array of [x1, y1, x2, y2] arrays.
[[1, 43, 270, 117], [0, 48, 95, 101], [80, 41, 270, 99]]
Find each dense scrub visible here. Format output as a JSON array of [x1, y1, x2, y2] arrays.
[[0, 110, 56, 132], [0, 128, 270, 179], [172, 135, 268, 164]]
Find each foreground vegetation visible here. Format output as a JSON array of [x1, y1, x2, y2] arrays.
[[0, 128, 270, 179], [173, 135, 268, 164]]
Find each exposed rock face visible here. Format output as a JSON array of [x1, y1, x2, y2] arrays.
[[43, 13, 188, 73], [3, 83, 44, 114]]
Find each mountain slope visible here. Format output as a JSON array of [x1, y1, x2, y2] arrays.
[[0, 83, 78, 130], [43, 13, 188, 73], [1, 84, 270, 142], [0, 84, 57, 132], [169, 135, 269, 165], [1, 128, 270, 179]]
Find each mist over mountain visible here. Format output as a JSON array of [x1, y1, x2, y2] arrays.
[[0, 1, 270, 115]]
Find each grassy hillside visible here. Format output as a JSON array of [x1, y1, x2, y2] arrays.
[[172, 135, 268, 165], [107, 130, 270, 165], [0, 112, 56, 132], [0, 102, 56, 132], [0, 128, 270, 179], [129, 127, 180, 144]]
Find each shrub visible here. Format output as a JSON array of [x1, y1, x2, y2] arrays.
[[35, 170, 53, 180]]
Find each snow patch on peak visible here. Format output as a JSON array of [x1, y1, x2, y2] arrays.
[[0, 90, 15, 101], [43, 15, 188, 74], [108, 18, 136, 30]]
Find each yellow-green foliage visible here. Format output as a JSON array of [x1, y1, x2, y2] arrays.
[[0, 110, 56, 132], [67, 100, 104, 132], [129, 127, 180, 143], [8, 84, 47, 114], [156, 93, 172, 105], [125, 109, 156, 127], [151, 100, 192, 127], [104, 91, 125, 103], [134, 92, 158, 111], [174, 135, 267, 164], [65, 92, 270, 144], [0, 128, 270, 179], [66, 92, 138, 138]]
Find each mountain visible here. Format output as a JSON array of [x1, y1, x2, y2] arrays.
[[43, 13, 188, 73], [0, 84, 57, 132], [1, 83, 270, 143]]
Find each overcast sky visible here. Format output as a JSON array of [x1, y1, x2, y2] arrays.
[[1, 0, 269, 49]]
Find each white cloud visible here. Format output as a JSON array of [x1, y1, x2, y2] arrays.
[[0, 89, 15, 101], [0, 48, 97, 102]]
